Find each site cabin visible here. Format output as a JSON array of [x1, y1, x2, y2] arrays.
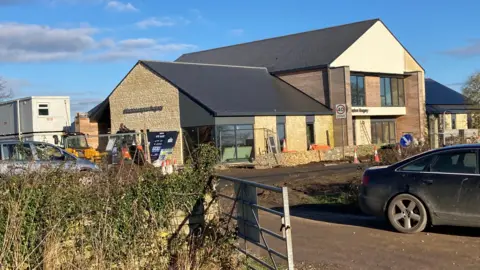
[[0, 96, 71, 145]]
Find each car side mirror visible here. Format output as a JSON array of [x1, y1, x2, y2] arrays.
[[53, 135, 59, 145]]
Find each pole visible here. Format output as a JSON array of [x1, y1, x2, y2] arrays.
[[342, 118, 345, 159], [282, 187, 294, 270], [16, 100, 21, 140]]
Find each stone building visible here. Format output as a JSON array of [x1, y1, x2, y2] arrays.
[[86, 61, 332, 163], [82, 18, 428, 163], [177, 18, 426, 146]]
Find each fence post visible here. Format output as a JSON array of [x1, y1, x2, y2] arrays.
[[282, 187, 294, 270]]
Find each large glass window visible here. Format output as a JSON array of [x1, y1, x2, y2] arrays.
[[371, 119, 396, 144], [217, 125, 253, 162], [380, 77, 405, 107], [430, 150, 477, 174], [351, 75, 365, 106]]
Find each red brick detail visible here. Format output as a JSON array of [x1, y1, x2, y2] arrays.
[[396, 73, 421, 140], [365, 76, 381, 107]]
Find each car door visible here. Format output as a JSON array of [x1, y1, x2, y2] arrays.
[[415, 149, 480, 224], [32, 142, 74, 171]]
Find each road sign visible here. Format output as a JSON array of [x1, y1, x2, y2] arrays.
[[400, 134, 413, 148], [335, 104, 347, 119]]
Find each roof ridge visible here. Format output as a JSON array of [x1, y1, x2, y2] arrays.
[[141, 60, 268, 70], [179, 18, 379, 57]]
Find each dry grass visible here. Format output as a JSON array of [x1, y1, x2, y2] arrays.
[[0, 145, 241, 270]]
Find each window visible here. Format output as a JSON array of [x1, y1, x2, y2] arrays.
[[371, 119, 396, 144], [38, 104, 49, 116], [217, 124, 254, 162], [430, 150, 477, 174], [400, 155, 435, 172], [277, 123, 286, 151], [380, 77, 405, 107], [1, 144, 33, 161], [34, 143, 65, 161], [351, 75, 365, 106], [306, 123, 314, 148], [451, 114, 457, 130]]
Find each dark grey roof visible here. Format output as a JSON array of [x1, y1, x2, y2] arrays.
[[425, 78, 470, 105], [141, 61, 332, 116], [176, 19, 379, 73], [425, 78, 480, 114]]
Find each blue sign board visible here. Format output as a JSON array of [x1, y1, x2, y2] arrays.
[[400, 134, 413, 148], [147, 131, 179, 161]]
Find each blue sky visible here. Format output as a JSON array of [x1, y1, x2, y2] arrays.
[[0, 0, 479, 113]]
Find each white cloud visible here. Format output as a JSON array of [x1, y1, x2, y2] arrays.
[[88, 39, 197, 61], [442, 40, 480, 57], [135, 17, 190, 29], [228, 28, 244, 37], [105, 1, 137, 12], [0, 22, 197, 63]]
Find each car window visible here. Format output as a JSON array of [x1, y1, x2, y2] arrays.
[[400, 155, 435, 172], [430, 150, 478, 174], [34, 143, 64, 161], [1, 144, 33, 161]]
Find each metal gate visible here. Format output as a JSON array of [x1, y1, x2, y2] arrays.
[[216, 175, 294, 270]]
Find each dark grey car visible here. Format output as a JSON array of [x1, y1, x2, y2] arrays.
[[360, 144, 480, 233], [0, 140, 99, 174]]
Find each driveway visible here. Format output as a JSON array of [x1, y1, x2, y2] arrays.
[[219, 163, 480, 269]]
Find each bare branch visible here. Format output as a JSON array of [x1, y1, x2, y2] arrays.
[[0, 77, 12, 101]]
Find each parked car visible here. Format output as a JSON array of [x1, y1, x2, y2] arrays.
[[360, 144, 480, 233], [0, 140, 99, 174]]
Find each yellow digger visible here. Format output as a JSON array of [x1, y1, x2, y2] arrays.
[[53, 132, 104, 163]]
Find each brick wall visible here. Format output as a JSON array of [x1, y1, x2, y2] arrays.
[[75, 113, 99, 149], [365, 76, 381, 107], [109, 63, 183, 164], [285, 116, 306, 151], [396, 72, 421, 141], [314, 115, 334, 146], [253, 116, 276, 156], [279, 69, 329, 107]]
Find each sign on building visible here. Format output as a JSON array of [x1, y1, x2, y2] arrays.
[[335, 104, 347, 119], [147, 131, 179, 162]]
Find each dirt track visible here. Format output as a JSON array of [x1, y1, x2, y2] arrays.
[[219, 163, 480, 269]]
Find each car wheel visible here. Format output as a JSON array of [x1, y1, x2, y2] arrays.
[[387, 194, 428, 234]]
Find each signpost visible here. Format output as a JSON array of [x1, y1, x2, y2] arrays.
[[400, 133, 414, 148], [335, 104, 347, 158]]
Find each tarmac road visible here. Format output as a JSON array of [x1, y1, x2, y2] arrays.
[[220, 163, 480, 269]]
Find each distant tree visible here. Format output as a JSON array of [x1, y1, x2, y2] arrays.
[[462, 72, 480, 128], [0, 77, 12, 101]]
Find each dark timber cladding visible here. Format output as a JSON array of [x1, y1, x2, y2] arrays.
[[176, 19, 378, 73], [140, 61, 332, 116], [330, 67, 354, 146]]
